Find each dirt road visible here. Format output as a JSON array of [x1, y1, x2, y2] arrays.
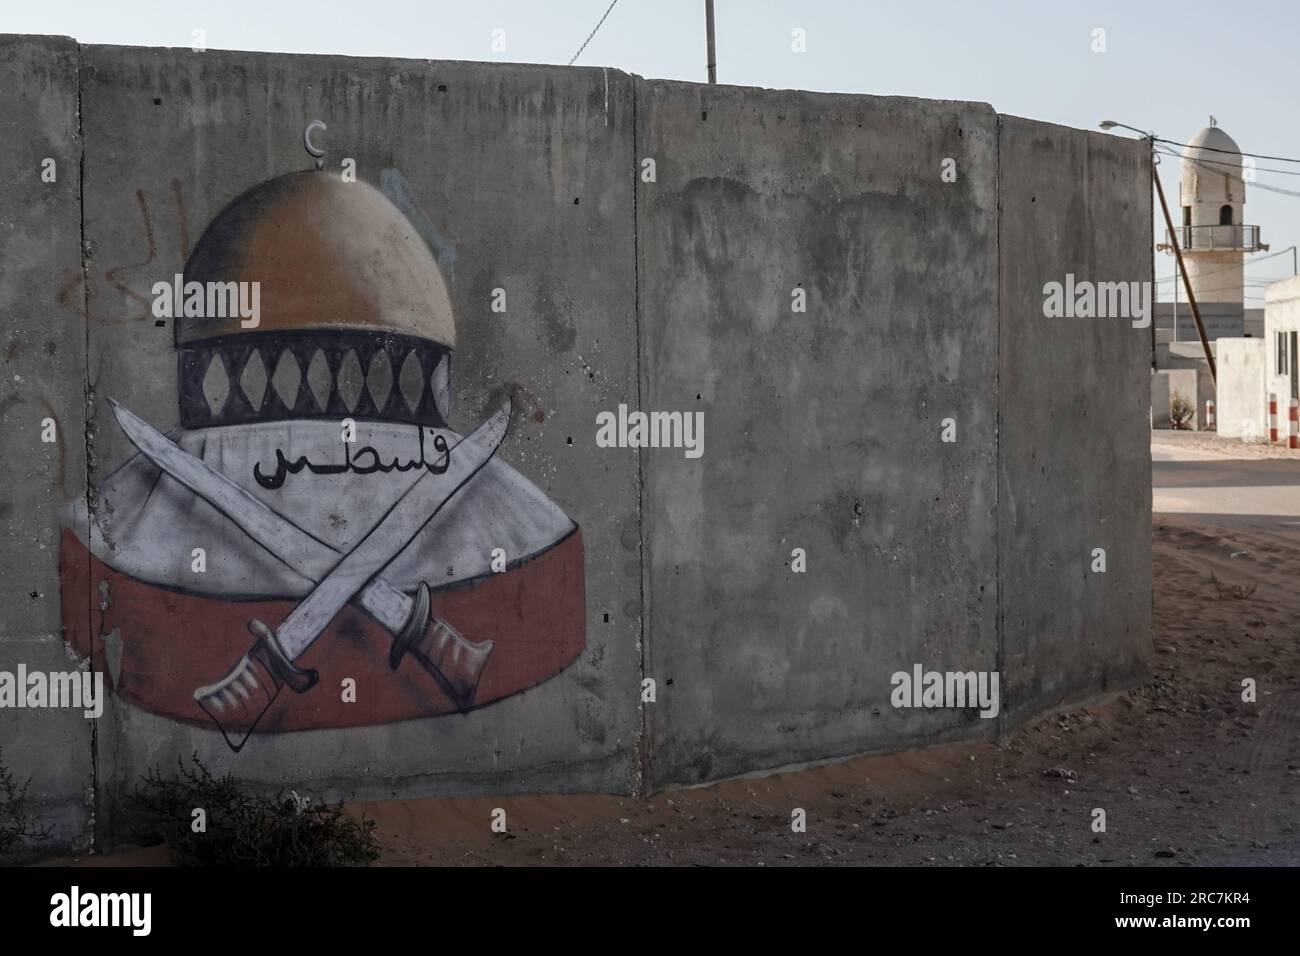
[[335, 512, 1300, 867], [1153, 430, 1300, 530]]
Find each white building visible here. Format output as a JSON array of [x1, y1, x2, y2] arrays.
[[1212, 276, 1300, 440], [1265, 276, 1300, 406]]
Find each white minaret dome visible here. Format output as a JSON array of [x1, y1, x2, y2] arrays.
[[1180, 119, 1244, 217], [1172, 117, 1262, 320], [1183, 124, 1242, 165]]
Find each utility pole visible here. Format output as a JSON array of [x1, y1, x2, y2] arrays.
[[1173, 255, 1178, 344], [1150, 160, 1158, 370], [1154, 167, 1217, 382], [1100, 121, 1215, 383], [706, 0, 717, 83]]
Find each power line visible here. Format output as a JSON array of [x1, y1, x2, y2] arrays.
[[1162, 250, 1294, 274], [1242, 245, 1296, 265], [1238, 179, 1300, 199], [1154, 135, 1300, 165], [1154, 247, 1299, 283], [1156, 147, 1300, 178], [568, 0, 620, 66], [1157, 147, 1300, 198]]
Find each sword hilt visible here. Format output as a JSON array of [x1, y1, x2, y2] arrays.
[[247, 619, 320, 694], [194, 619, 319, 751], [389, 582, 494, 713]]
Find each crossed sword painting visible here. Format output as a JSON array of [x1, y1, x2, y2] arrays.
[[108, 397, 512, 752]]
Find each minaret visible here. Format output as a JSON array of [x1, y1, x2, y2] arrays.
[[1171, 118, 1265, 337]]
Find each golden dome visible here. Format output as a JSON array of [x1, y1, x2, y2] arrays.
[[177, 171, 455, 348]]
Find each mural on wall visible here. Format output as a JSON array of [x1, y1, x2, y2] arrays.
[[60, 127, 587, 751]]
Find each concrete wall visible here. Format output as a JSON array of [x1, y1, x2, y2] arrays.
[[0, 35, 94, 852], [0, 36, 1153, 851], [1178, 307, 1243, 342], [1152, 303, 1262, 340], [1216, 339, 1268, 440], [636, 81, 1000, 788], [1152, 372, 1170, 427], [1157, 340, 1217, 422], [73, 46, 643, 846], [997, 116, 1153, 727]]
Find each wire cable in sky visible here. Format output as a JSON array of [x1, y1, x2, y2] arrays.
[[1156, 147, 1300, 198], [569, 0, 620, 66], [1154, 246, 1298, 283], [1154, 135, 1300, 165], [1154, 148, 1300, 178]]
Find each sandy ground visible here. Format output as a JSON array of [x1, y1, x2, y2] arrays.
[[1152, 427, 1300, 462], [327, 515, 1297, 866], [45, 435, 1300, 868]]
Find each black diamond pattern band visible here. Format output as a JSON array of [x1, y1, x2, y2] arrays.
[[177, 330, 452, 430]]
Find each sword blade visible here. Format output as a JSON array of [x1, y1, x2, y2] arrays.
[[273, 401, 510, 659], [111, 399, 510, 750], [109, 399, 412, 634]]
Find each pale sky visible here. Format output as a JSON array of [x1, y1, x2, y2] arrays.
[[8, 0, 1299, 303]]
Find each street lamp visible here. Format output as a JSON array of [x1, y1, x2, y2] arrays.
[[1098, 120, 1152, 139]]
